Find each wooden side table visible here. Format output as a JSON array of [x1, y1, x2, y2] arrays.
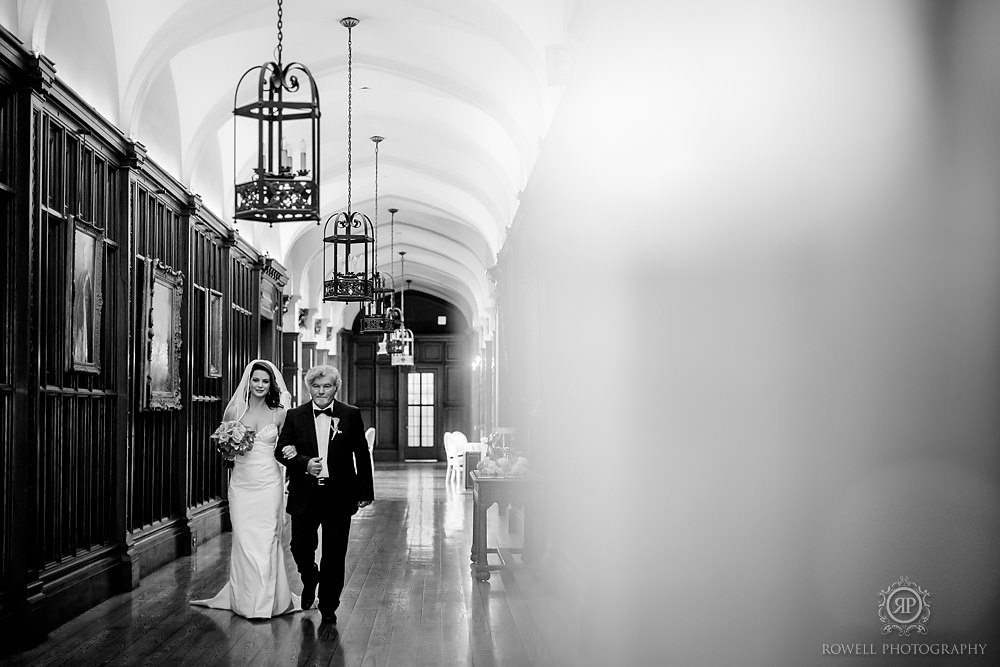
[[464, 451, 481, 489], [470, 471, 530, 581]]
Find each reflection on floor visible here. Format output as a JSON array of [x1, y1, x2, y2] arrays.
[[5, 463, 581, 666]]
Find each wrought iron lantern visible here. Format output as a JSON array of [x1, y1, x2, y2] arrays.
[[358, 137, 403, 332], [390, 273, 414, 367], [233, 0, 320, 225], [323, 17, 376, 302], [389, 327, 415, 367], [360, 290, 402, 333]]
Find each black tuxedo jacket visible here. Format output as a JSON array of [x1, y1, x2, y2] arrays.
[[275, 399, 374, 516]]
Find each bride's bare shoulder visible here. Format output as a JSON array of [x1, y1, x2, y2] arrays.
[[274, 406, 288, 426]]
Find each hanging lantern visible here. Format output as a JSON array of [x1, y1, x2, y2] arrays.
[[359, 288, 403, 332], [358, 136, 402, 332], [376, 333, 390, 360], [233, 0, 320, 225], [389, 327, 414, 367], [390, 271, 414, 367], [323, 17, 376, 302]]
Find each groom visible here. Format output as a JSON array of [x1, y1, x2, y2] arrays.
[[276, 364, 374, 625]]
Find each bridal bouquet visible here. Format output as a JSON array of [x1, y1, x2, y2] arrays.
[[211, 420, 256, 459]]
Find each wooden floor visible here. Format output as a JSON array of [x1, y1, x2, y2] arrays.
[[6, 464, 581, 667]]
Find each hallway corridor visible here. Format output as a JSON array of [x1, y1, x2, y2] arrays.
[[6, 465, 578, 666]]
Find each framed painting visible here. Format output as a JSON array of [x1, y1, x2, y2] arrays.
[[204, 288, 223, 378], [260, 285, 275, 320], [66, 222, 104, 373], [141, 258, 184, 410]]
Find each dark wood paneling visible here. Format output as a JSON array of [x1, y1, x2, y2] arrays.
[[131, 182, 184, 535], [377, 366, 397, 402], [186, 223, 227, 511], [419, 341, 444, 363], [356, 365, 375, 404], [0, 84, 16, 598], [445, 341, 463, 362], [0, 34, 291, 651], [281, 331, 300, 405], [344, 332, 471, 462], [376, 408, 399, 452], [445, 365, 466, 404], [32, 108, 121, 569], [356, 341, 375, 362]]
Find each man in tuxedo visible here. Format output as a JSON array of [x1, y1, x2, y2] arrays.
[[276, 364, 374, 625]]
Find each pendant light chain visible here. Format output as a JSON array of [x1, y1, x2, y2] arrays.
[[373, 137, 380, 265], [346, 23, 354, 213], [400, 252, 407, 319], [275, 0, 284, 65], [389, 208, 397, 309]]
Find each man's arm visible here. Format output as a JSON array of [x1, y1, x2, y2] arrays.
[[275, 410, 311, 472]]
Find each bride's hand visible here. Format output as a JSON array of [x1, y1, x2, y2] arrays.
[[281, 445, 297, 459]]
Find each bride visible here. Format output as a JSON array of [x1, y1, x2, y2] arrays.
[[191, 359, 301, 618]]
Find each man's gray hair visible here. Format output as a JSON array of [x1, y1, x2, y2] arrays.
[[304, 364, 341, 392]]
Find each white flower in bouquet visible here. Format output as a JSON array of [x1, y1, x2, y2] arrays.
[[211, 420, 256, 458]]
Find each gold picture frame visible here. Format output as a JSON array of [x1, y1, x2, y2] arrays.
[[66, 222, 104, 373], [204, 288, 223, 378], [141, 258, 184, 410]]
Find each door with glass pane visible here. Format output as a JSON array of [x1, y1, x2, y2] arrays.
[[404, 370, 438, 460]]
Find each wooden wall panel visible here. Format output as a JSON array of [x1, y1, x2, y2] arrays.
[[419, 341, 443, 363], [0, 84, 16, 593], [377, 365, 398, 402], [230, 255, 257, 382], [0, 38, 290, 650], [344, 333, 471, 461], [130, 183, 184, 534], [31, 108, 121, 571], [186, 226, 227, 511]]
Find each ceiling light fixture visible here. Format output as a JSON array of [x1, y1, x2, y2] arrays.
[[390, 255, 414, 367], [233, 0, 320, 226], [359, 137, 402, 333], [323, 17, 376, 302]]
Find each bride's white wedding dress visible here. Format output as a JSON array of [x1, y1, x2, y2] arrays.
[[191, 415, 300, 618]]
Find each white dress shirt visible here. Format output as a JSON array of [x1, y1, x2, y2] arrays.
[[312, 401, 333, 479]]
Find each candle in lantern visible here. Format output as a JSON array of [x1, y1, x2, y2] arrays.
[[299, 139, 307, 172]]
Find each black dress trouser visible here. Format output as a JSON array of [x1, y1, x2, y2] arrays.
[[289, 490, 354, 614]]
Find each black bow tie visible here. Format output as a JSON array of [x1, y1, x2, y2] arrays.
[[313, 407, 333, 418]]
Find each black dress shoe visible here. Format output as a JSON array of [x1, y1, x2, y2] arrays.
[[301, 579, 317, 610], [320, 612, 337, 625]]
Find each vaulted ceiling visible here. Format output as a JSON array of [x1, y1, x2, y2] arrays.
[[1, 0, 578, 331]]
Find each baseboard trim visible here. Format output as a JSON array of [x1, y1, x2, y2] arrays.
[[188, 499, 229, 549], [129, 517, 192, 579]]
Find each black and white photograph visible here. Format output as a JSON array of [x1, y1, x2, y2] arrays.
[[2, 1, 1000, 665]]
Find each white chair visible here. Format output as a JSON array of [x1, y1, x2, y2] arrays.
[[364, 427, 376, 473], [444, 432, 464, 482]]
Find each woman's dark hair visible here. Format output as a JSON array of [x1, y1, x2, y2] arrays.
[[250, 362, 283, 409]]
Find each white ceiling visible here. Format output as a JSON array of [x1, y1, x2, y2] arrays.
[[1, 0, 579, 330]]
